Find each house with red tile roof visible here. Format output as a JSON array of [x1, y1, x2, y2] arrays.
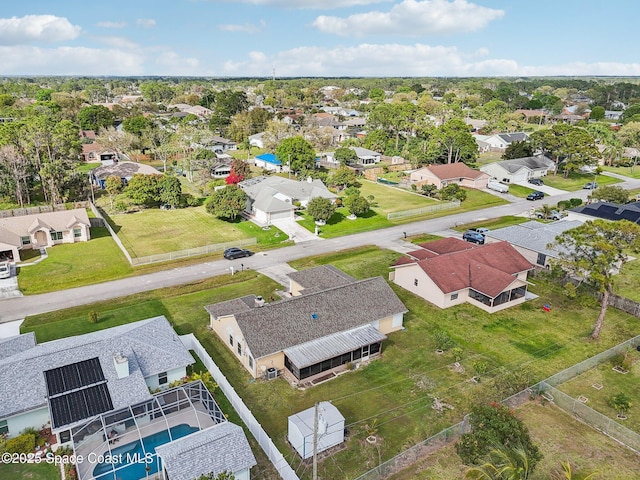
[[390, 238, 533, 313], [409, 163, 491, 190]]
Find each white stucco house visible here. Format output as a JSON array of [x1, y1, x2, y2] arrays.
[[480, 155, 556, 184]]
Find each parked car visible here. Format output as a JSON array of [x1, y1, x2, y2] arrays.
[[223, 247, 253, 260], [470, 227, 490, 234], [583, 182, 598, 190], [536, 210, 565, 221], [526, 191, 545, 201], [528, 178, 544, 186], [487, 180, 509, 193], [0, 261, 10, 279], [462, 231, 485, 245]]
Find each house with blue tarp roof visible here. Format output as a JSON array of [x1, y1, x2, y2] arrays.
[[254, 153, 288, 172]]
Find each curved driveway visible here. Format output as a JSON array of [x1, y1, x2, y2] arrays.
[[2, 175, 639, 324]]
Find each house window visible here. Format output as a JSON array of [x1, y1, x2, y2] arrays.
[[0, 419, 8, 435], [414, 279, 418, 286], [73, 228, 82, 238], [248, 356, 253, 369], [229, 334, 233, 346], [158, 372, 168, 385], [451, 293, 459, 300], [237, 342, 242, 356], [59, 430, 71, 443], [21, 236, 31, 245], [50, 231, 63, 241]]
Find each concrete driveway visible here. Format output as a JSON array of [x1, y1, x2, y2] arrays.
[[0, 263, 21, 299], [271, 218, 321, 243]]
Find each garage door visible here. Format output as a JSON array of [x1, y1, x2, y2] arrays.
[[270, 210, 293, 221]]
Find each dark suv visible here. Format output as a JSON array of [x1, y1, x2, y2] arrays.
[[526, 191, 545, 201], [223, 247, 253, 260], [528, 178, 544, 186], [462, 231, 485, 245]]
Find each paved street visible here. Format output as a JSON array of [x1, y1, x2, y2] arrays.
[[1, 175, 639, 325]]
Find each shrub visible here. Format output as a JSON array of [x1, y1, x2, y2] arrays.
[[569, 198, 583, 207], [556, 200, 571, 210], [473, 361, 488, 375], [434, 330, 454, 351], [88, 311, 99, 324], [452, 347, 464, 362], [5, 433, 36, 454]]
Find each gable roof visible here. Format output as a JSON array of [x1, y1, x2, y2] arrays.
[[393, 241, 532, 298], [571, 201, 640, 224], [0, 208, 90, 246], [288, 264, 356, 293], [205, 276, 407, 359], [417, 163, 489, 181], [0, 316, 193, 426], [156, 422, 256, 480], [92, 161, 162, 180], [239, 176, 336, 213], [486, 155, 555, 174], [486, 220, 583, 257], [494, 132, 529, 144]]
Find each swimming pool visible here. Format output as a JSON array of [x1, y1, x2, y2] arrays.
[[92, 424, 199, 480]]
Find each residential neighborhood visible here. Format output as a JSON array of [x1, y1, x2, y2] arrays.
[[2, 73, 640, 480]]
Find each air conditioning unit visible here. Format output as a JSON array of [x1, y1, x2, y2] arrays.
[[266, 367, 277, 380]]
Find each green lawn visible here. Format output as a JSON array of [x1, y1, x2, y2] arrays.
[[557, 354, 640, 434], [601, 165, 640, 179], [104, 206, 287, 258], [358, 180, 440, 214], [387, 401, 640, 480], [615, 259, 640, 301], [541, 172, 620, 191], [0, 460, 60, 480], [508, 183, 539, 198], [75, 162, 101, 174], [19, 247, 640, 480], [454, 215, 530, 232]]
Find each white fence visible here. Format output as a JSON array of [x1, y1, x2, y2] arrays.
[[387, 199, 460, 220], [180, 334, 300, 480]]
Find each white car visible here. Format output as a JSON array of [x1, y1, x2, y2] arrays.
[[0, 261, 10, 279]]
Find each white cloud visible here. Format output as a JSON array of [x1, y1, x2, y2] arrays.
[[0, 46, 145, 75], [93, 36, 138, 49], [219, 43, 640, 77], [313, 0, 504, 36], [218, 20, 265, 33], [136, 18, 157, 28], [96, 21, 127, 29], [0, 15, 81, 45], [153, 50, 201, 75], [204, 0, 390, 8]]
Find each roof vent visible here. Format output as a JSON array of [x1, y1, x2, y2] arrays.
[[255, 295, 265, 307], [113, 353, 129, 379], [311, 313, 319, 320]]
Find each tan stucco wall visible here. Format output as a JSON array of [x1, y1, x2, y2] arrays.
[[210, 314, 257, 377], [289, 280, 305, 296]]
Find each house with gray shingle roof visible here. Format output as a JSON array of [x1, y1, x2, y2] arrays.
[[484, 220, 583, 267], [0, 316, 193, 441], [239, 175, 337, 225], [205, 265, 407, 383], [480, 155, 555, 184], [0, 208, 91, 262], [390, 239, 533, 313]]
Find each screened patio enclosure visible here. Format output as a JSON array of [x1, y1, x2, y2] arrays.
[[72, 381, 225, 480]]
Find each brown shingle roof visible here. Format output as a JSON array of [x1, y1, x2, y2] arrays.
[[418, 237, 474, 255]]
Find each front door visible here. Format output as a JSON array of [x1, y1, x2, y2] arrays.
[[362, 345, 370, 360], [35, 231, 47, 247]]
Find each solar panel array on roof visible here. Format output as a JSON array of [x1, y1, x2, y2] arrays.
[[44, 358, 113, 429], [44, 357, 104, 396], [48, 384, 113, 429]]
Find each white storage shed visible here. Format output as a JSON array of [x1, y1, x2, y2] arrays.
[[287, 402, 345, 459]]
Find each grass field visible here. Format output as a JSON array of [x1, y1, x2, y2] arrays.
[[104, 206, 286, 257], [19, 246, 640, 480], [615, 259, 640, 301], [387, 401, 640, 480], [541, 172, 620, 191], [601, 165, 640, 179], [0, 460, 60, 480], [454, 215, 530, 232]]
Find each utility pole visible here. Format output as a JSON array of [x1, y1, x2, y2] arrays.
[[312, 402, 318, 480]]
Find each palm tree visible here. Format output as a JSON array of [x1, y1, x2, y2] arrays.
[[552, 460, 598, 479], [465, 444, 534, 480], [602, 141, 624, 166]]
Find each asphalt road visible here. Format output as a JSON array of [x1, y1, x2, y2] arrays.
[[1, 176, 639, 324]]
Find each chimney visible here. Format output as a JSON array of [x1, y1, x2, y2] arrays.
[[113, 353, 129, 379], [254, 295, 265, 307]]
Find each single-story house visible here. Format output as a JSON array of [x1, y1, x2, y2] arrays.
[[210, 159, 233, 178], [390, 238, 533, 313], [81, 143, 119, 164], [484, 220, 583, 267], [254, 153, 288, 172], [198, 135, 237, 154], [249, 132, 265, 149], [476, 132, 529, 151], [0, 208, 91, 262], [288, 402, 345, 459], [569, 201, 640, 224], [409, 163, 491, 189], [205, 265, 407, 383], [320, 146, 382, 168], [480, 155, 555, 184], [0, 316, 193, 442], [238, 175, 336, 225], [91, 161, 162, 188]]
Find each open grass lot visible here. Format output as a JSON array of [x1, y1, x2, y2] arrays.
[[557, 354, 640, 434], [541, 172, 620, 191], [387, 401, 640, 480], [601, 165, 640, 179], [0, 460, 60, 480], [105, 206, 287, 257], [20, 246, 640, 480], [297, 182, 508, 238]]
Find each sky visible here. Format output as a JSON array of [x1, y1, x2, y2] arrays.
[[0, 0, 639, 78]]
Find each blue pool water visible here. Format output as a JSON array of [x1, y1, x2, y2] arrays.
[[92, 424, 199, 480]]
